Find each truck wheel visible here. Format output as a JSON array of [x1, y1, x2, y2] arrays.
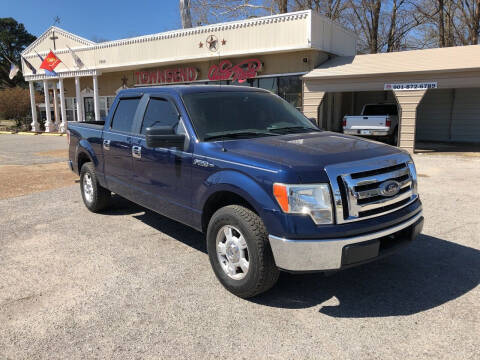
[[80, 162, 111, 212], [206, 205, 280, 298]]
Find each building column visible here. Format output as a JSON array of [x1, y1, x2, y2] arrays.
[[75, 76, 83, 122], [393, 90, 427, 153], [43, 80, 54, 132], [302, 81, 325, 127], [92, 75, 100, 121], [53, 83, 60, 130], [28, 81, 39, 132], [59, 78, 67, 132]]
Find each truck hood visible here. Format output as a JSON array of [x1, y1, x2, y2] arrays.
[[221, 131, 405, 183]]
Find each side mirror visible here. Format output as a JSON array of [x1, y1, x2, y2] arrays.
[[308, 117, 317, 125], [145, 126, 185, 149]]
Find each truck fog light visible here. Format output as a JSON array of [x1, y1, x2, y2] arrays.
[[273, 183, 333, 225]]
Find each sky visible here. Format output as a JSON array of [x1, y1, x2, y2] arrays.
[[4, 0, 183, 41]]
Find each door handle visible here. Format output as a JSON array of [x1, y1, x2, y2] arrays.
[[132, 145, 142, 159], [103, 139, 111, 150]]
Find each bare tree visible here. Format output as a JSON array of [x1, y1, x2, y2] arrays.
[[180, 0, 193, 28], [190, 0, 273, 25], [291, 0, 348, 20], [411, 0, 460, 48], [187, 0, 480, 53], [456, 0, 480, 44], [276, 0, 289, 12], [348, 0, 383, 53]]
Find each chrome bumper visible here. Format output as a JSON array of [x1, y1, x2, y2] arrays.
[[268, 211, 423, 272], [343, 130, 389, 136]]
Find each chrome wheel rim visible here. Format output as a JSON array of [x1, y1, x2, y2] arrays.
[[216, 225, 249, 280], [83, 173, 94, 203]]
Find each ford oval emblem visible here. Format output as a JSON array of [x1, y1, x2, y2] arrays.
[[379, 180, 400, 197]]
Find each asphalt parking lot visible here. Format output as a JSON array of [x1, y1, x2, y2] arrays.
[[0, 134, 479, 359]]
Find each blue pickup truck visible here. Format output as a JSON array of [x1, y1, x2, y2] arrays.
[[68, 85, 423, 298]]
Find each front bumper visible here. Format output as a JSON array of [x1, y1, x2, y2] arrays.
[[343, 129, 389, 137], [268, 211, 423, 272]]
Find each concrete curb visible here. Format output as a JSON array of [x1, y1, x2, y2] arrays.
[[0, 131, 65, 136]]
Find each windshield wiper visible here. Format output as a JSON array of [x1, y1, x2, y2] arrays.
[[204, 131, 276, 141], [267, 126, 321, 134]]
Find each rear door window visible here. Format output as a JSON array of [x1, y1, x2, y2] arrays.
[[110, 98, 140, 133]]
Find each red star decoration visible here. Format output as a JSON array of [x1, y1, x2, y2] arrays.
[[199, 41, 203, 48], [221, 39, 227, 45]]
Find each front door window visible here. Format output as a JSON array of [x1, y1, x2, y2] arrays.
[[84, 97, 95, 121]]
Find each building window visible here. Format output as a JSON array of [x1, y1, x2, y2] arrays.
[[258, 77, 278, 94], [278, 76, 302, 109], [106, 96, 115, 113], [65, 98, 76, 122], [99, 97, 107, 119]]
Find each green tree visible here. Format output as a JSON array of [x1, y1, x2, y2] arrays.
[[0, 18, 36, 89]]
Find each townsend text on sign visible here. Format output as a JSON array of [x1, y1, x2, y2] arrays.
[[384, 82, 438, 91], [135, 67, 199, 85], [208, 59, 262, 83]]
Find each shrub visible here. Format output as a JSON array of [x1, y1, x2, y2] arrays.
[[0, 86, 41, 129]]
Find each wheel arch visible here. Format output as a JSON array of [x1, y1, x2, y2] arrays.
[[76, 139, 98, 174], [199, 170, 281, 234], [201, 190, 258, 233]]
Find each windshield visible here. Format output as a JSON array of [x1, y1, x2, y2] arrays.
[[182, 91, 319, 141]]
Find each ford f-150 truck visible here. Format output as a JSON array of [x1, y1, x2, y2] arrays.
[[68, 86, 423, 298], [343, 103, 399, 144]]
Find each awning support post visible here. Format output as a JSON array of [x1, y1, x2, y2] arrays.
[[393, 90, 427, 153], [43, 80, 54, 132], [59, 78, 67, 132], [75, 76, 83, 122], [93, 75, 100, 121], [29, 81, 39, 132]]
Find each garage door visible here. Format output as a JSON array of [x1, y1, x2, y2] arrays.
[[451, 88, 480, 142], [416, 89, 452, 142], [417, 88, 480, 143]]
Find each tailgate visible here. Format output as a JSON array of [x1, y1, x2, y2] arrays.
[[344, 116, 389, 130]]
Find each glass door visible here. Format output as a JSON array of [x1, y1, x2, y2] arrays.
[[84, 97, 95, 121]]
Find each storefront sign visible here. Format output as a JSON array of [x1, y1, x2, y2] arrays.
[[384, 82, 437, 91], [208, 59, 262, 83], [135, 67, 198, 85]]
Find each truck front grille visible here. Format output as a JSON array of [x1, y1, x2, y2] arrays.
[[325, 154, 418, 224]]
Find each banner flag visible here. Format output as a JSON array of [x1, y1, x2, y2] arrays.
[[35, 50, 44, 63], [67, 45, 84, 69], [22, 56, 37, 74], [40, 50, 61, 72], [9, 63, 20, 79], [44, 69, 58, 76]]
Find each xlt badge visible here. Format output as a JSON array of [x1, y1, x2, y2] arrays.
[[193, 158, 214, 168]]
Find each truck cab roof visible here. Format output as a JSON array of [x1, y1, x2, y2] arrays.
[[118, 85, 270, 97]]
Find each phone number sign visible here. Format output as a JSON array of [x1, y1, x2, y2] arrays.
[[384, 82, 438, 91]]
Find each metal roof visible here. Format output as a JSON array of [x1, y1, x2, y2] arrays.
[[304, 45, 480, 80]]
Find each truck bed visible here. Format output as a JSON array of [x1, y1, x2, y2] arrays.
[[68, 121, 105, 130]]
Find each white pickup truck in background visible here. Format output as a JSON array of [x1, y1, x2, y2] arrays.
[[343, 103, 399, 145]]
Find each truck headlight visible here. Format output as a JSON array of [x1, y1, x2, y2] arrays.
[[407, 160, 418, 194], [273, 183, 333, 224]]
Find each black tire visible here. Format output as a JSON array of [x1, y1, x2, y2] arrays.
[[206, 205, 280, 298], [80, 162, 111, 212]]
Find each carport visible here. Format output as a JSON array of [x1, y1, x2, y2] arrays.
[[302, 45, 480, 152]]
